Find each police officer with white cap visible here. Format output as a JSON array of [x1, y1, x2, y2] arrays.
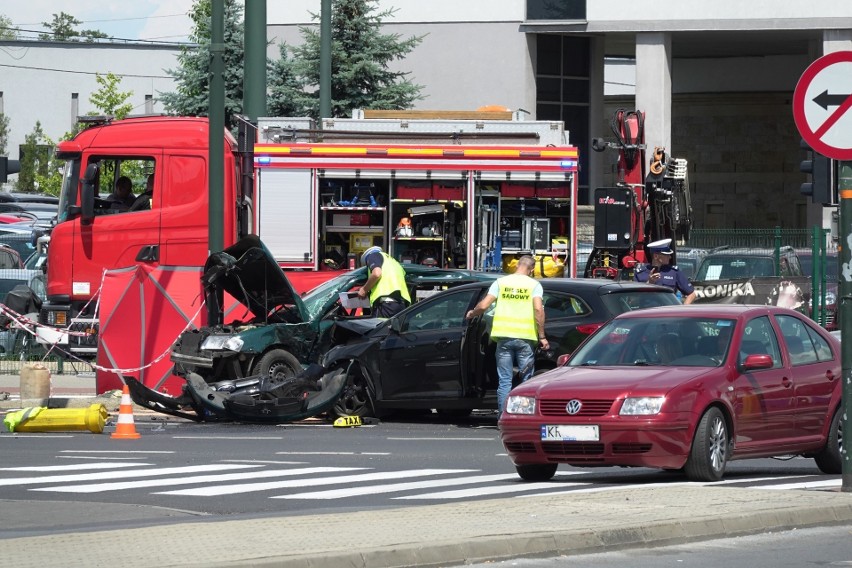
[[356, 246, 412, 317], [634, 238, 696, 304]]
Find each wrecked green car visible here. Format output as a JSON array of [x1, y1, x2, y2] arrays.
[[168, 235, 498, 383]]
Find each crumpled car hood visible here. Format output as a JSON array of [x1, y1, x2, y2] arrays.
[[203, 234, 308, 323]]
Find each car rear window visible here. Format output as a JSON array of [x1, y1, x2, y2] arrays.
[[600, 291, 680, 314], [695, 256, 776, 280]]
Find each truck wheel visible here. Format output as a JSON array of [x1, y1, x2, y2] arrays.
[[814, 408, 842, 474], [684, 407, 728, 482], [515, 463, 557, 481], [253, 349, 301, 381]]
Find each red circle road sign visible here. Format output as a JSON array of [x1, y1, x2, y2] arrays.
[[793, 51, 852, 160]]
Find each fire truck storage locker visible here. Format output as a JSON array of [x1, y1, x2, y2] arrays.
[[257, 168, 315, 267]]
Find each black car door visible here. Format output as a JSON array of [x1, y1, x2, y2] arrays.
[[377, 289, 480, 400]]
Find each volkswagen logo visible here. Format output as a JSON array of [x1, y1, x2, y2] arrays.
[[565, 399, 582, 415]]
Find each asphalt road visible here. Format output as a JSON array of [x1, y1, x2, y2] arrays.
[[459, 524, 852, 567], [0, 413, 843, 538]]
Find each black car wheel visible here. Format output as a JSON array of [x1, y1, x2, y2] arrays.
[[515, 463, 557, 481], [253, 349, 301, 381], [684, 407, 728, 482], [332, 364, 373, 418], [814, 408, 842, 474]]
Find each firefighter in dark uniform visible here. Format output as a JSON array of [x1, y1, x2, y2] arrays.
[[634, 238, 696, 304]]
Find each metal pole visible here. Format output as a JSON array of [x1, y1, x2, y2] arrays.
[[811, 225, 820, 322], [319, 0, 332, 120], [839, 161, 852, 491], [208, 0, 225, 255], [243, 0, 267, 122]]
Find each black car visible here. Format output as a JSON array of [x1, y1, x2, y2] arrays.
[[322, 279, 680, 417]]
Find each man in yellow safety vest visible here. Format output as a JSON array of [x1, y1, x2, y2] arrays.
[[465, 255, 549, 415], [356, 246, 412, 317]]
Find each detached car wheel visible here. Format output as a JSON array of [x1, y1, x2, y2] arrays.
[[684, 407, 728, 482], [254, 349, 301, 381], [515, 463, 557, 481], [814, 408, 842, 474]]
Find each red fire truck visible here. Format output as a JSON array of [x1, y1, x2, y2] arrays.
[[36, 112, 579, 359]]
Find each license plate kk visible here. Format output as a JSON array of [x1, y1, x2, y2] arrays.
[[541, 424, 599, 441]]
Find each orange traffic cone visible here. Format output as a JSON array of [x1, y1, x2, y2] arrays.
[[111, 384, 141, 439]]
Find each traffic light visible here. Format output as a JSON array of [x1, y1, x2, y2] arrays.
[[0, 156, 20, 184], [800, 140, 834, 205]]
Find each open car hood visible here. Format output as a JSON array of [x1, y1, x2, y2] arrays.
[[203, 234, 308, 323]]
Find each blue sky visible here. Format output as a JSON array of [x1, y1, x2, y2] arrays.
[[2, 1, 195, 43]]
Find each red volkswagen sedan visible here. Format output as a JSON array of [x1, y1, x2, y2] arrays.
[[499, 305, 842, 482]]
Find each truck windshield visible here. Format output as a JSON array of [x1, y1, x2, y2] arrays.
[[56, 158, 81, 224]]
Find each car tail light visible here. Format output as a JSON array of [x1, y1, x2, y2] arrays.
[[576, 323, 603, 335], [557, 354, 571, 366]]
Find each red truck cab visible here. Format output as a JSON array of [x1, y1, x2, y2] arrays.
[[38, 116, 251, 357]]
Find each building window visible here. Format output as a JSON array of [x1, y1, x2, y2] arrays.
[[527, 0, 586, 20], [535, 34, 590, 199]]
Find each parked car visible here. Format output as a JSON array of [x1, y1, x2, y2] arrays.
[[0, 192, 59, 205], [674, 247, 708, 281], [693, 246, 803, 281], [499, 304, 841, 482], [319, 278, 680, 417], [0, 270, 45, 355], [167, 235, 500, 385]]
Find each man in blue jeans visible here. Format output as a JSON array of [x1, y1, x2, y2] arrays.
[[465, 255, 549, 415]]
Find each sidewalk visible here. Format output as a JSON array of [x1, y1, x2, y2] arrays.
[[1, 484, 850, 568], [1, 372, 852, 568]]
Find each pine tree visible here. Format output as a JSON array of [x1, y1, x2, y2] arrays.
[[268, 42, 308, 117], [159, 0, 245, 129], [284, 0, 424, 119]]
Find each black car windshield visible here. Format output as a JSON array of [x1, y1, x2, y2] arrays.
[[600, 291, 681, 314], [569, 316, 736, 367]]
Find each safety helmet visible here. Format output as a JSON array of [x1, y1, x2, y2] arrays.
[[360, 245, 382, 265]]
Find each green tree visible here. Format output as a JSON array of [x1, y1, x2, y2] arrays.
[[0, 113, 9, 156], [281, 0, 424, 119], [268, 42, 307, 117], [39, 11, 106, 42], [16, 122, 51, 192], [159, 0, 245, 128], [0, 15, 19, 40], [88, 73, 134, 119]]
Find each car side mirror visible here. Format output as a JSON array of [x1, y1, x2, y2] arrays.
[[741, 354, 773, 371], [80, 163, 98, 224], [390, 318, 402, 334]]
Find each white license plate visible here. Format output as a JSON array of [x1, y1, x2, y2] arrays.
[[540, 424, 599, 442]]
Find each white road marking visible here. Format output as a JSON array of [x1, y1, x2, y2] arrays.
[[385, 437, 496, 441], [754, 478, 841, 490], [275, 451, 391, 456], [171, 436, 284, 440], [275, 474, 518, 499], [395, 481, 591, 500], [0, 462, 150, 472], [59, 450, 175, 454], [56, 456, 153, 460], [157, 469, 475, 497], [0, 464, 260, 487], [32, 467, 365, 494]]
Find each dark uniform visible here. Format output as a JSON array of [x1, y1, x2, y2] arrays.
[[634, 263, 694, 297]]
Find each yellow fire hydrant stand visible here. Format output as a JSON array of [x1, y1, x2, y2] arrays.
[[3, 404, 109, 434]]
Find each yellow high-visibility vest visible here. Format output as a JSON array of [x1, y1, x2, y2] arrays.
[[490, 273, 538, 342], [369, 253, 411, 304]]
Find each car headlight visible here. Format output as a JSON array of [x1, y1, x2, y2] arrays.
[[619, 396, 665, 415], [200, 335, 244, 351], [505, 396, 536, 415], [825, 291, 837, 306]]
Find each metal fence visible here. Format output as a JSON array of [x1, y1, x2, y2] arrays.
[[688, 226, 834, 329]]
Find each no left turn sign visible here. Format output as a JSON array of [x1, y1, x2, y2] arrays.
[[793, 51, 852, 161]]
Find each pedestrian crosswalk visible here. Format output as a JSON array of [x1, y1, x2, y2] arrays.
[[0, 460, 840, 502]]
